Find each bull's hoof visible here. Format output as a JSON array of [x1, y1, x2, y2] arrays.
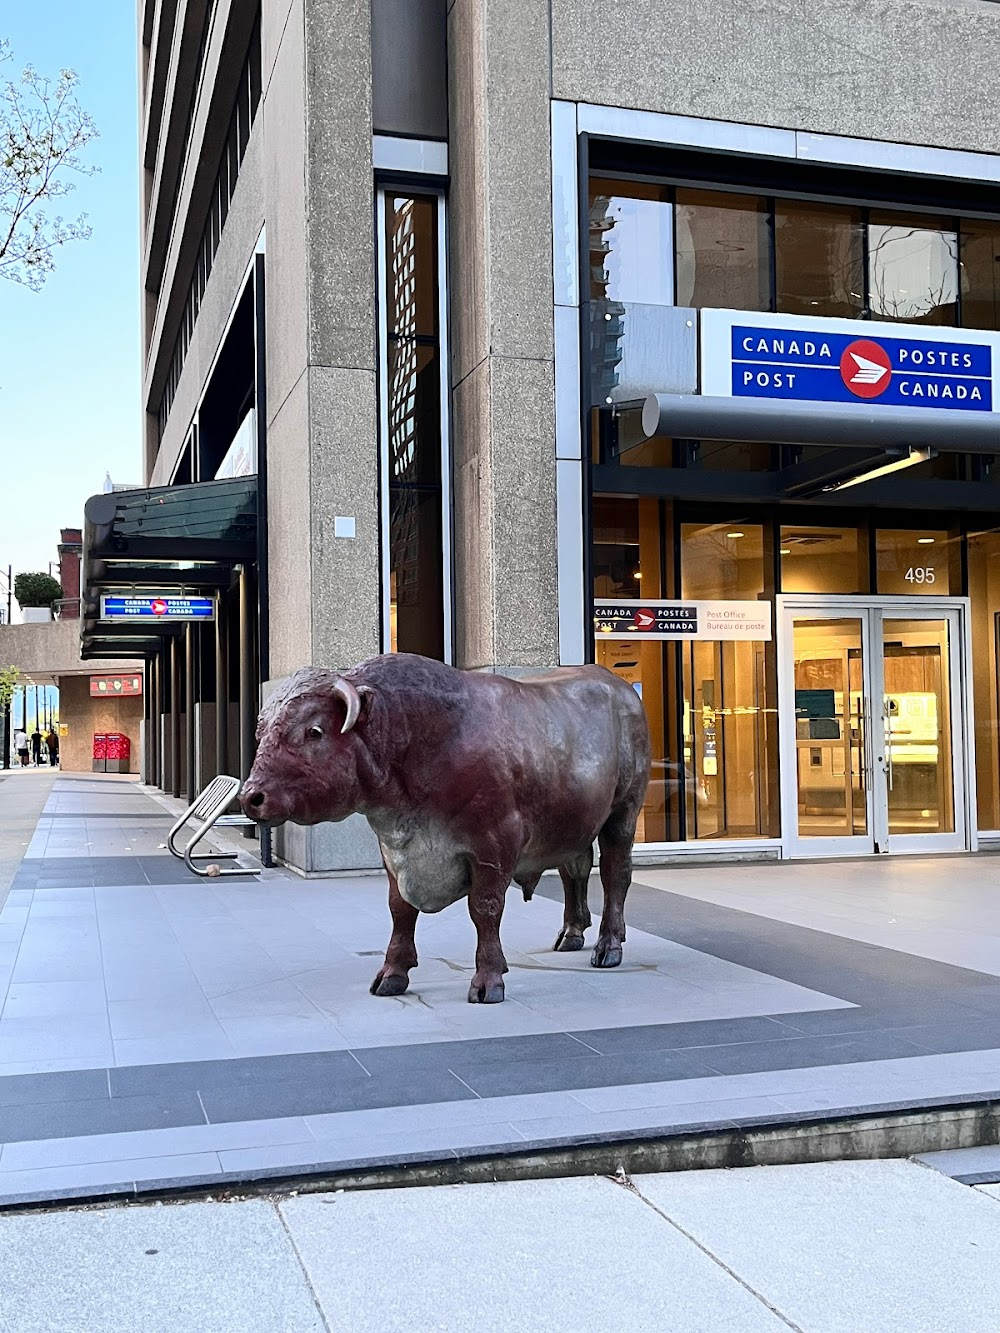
[[553, 928, 586, 952], [370, 970, 410, 997], [590, 940, 623, 968], [468, 979, 505, 1004]]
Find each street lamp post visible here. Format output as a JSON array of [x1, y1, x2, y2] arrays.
[[0, 565, 11, 769]]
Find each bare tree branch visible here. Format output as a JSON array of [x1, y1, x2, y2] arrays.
[[0, 39, 99, 291]]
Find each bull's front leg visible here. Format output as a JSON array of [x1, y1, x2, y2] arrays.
[[370, 868, 419, 997], [467, 865, 511, 1004]]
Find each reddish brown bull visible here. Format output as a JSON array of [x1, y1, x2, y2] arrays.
[[240, 654, 650, 1003]]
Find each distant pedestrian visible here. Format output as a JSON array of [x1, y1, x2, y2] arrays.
[[30, 729, 42, 766], [14, 730, 28, 767], [46, 729, 59, 768]]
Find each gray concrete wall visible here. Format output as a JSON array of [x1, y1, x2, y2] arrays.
[[0, 621, 140, 679], [550, 0, 1000, 152]]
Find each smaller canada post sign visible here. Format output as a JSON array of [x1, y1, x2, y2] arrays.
[[100, 595, 215, 622], [595, 600, 772, 641], [701, 310, 995, 412]]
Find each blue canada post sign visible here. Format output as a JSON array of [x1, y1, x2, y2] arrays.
[[701, 310, 996, 413], [100, 595, 215, 622]]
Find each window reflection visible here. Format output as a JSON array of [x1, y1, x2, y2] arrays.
[[961, 223, 1000, 331], [384, 194, 444, 659], [590, 178, 673, 305], [775, 200, 864, 319], [869, 213, 958, 325], [780, 526, 868, 594], [675, 189, 770, 311]]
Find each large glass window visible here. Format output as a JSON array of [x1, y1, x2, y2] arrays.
[[675, 189, 770, 311], [780, 526, 868, 594], [968, 531, 1000, 830], [590, 178, 673, 305], [875, 528, 956, 596], [868, 212, 959, 325], [775, 201, 864, 319], [380, 193, 447, 659]]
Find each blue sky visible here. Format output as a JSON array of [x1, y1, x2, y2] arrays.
[[1, 3, 139, 616]]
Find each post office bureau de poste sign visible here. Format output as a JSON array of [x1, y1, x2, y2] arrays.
[[701, 310, 996, 412], [595, 600, 772, 641]]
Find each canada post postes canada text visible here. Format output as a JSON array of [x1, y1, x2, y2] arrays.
[[731, 325, 993, 412]]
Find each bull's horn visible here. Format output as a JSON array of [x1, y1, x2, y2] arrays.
[[333, 678, 362, 734]]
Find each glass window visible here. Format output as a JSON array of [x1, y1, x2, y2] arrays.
[[961, 222, 1000, 331], [590, 178, 673, 305], [868, 212, 959, 325], [680, 523, 765, 600], [780, 525, 868, 594], [968, 531, 1000, 829], [675, 189, 770, 311], [593, 497, 671, 842], [875, 528, 955, 595], [382, 193, 446, 659], [679, 523, 776, 840], [775, 200, 864, 319]]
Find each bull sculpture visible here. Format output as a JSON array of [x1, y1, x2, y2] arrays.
[[240, 654, 650, 1003]]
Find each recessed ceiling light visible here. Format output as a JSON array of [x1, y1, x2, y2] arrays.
[[917, 537, 935, 545], [779, 548, 791, 556], [726, 531, 744, 540], [633, 570, 642, 579]]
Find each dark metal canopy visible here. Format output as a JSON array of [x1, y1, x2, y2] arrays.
[[81, 477, 257, 660], [642, 394, 1000, 453]]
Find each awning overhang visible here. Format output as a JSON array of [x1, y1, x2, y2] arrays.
[[641, 394, 1000, 453], [81, 477, 257, 659]]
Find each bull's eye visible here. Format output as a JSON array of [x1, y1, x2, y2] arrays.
[[307, 725, 323, 740]]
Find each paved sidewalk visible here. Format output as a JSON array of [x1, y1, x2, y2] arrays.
[[3, 774, 1000, 1205], [3, 1160, 1000, 1332], [0, 768, 58, 907]]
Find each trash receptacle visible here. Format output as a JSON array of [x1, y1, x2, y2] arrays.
[[105, 732, 131, 774], [92, 733, 107, 773]]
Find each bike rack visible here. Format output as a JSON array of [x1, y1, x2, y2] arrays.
[[166, 774, 261, 878]]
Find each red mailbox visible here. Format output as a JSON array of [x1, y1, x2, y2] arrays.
[[105, 732, 131, 774], [92, 734, 108, 773]]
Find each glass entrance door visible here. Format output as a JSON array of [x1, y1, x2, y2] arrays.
[[779, 600, 968, 856]]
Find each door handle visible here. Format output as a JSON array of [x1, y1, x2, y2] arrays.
[[882, 699, 894, 792]]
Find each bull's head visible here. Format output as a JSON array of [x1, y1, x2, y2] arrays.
[[239, 667, 373, 826]]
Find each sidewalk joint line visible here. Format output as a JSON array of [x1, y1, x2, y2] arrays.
[[275, 1201, 334, 1333], [622, 1175, 808, 1332]]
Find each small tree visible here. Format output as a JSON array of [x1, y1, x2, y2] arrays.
[[0, 39, 99, 290], [0, 665, 18, 713], [14, 571, 62, 609]]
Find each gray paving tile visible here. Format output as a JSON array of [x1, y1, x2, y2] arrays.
[[509, 1095, 793, 1144], [1, 1116, 314, 1171], [0, 1067, 109, 1108], [0, 1196, 325, 1329], [454, 1048, 717, 1099], [633, 1159, 1000, 1333], [569, 1014, 802, 1055], [303, 1090, 586, 1140], [696, 1032, 930, 1076], [2, 980, 108, 1019], [0, 1090, 204, 1146], [279, 1177, 789, 1332], [108, 999, 226, 1041], [112, 1034, 238, 1066], [914, 1145, 1000, 1181]]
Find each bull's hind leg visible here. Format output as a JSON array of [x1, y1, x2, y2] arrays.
[[370, 868, 419, 997], [553, 848, 594, 952], [591, 808, 636, 969]]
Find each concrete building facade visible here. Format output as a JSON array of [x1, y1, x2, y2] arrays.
[[105, 0, 1000, 871]]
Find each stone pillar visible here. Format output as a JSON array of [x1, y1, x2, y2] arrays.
[[448, 0, 559, 674], [262, 0, 382, 872]]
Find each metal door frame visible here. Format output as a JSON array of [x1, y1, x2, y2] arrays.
[[777, 595, 975, 859]]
